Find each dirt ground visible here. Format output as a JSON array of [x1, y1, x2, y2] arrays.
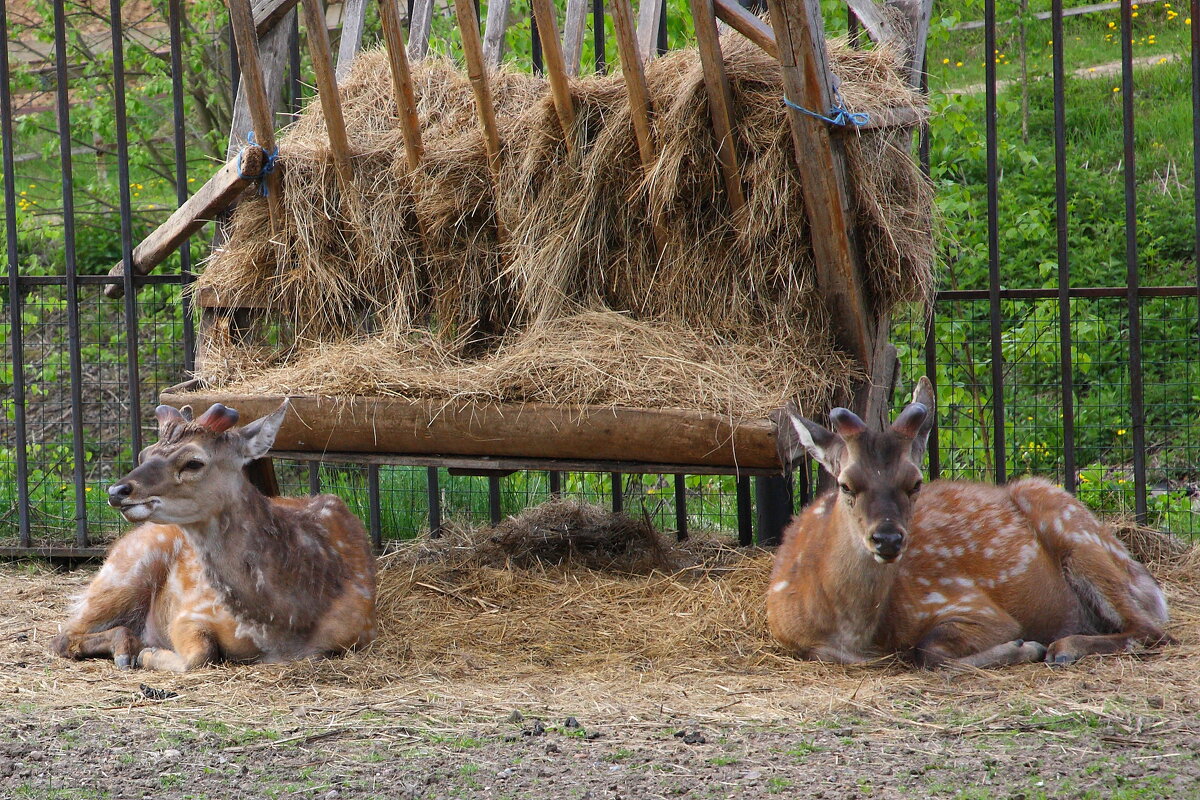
[[4, 556, 1200, 800]]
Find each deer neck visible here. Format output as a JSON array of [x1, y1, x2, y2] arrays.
[[180, 481, 346, 635], [824, 499, 901, 648]]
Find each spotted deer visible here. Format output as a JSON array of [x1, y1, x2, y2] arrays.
[[51, 401, 377, 672], [767, 377, 1173, 668]]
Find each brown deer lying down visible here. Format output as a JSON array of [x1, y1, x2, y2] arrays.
[[767, 378, 1173, 668], [51, 401, 377, 672]]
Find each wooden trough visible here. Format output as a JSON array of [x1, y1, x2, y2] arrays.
[[112, 0, 934, 540]]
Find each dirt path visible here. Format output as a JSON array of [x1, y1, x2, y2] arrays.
[[953, 53, 1182, 95]]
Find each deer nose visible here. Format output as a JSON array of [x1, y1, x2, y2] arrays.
[[871, 524, 905, 561], [107, 482, 133, 507]]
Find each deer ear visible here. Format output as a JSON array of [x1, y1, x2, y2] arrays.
[[179, 405, 194, 422], [774, 404, 844, 475], [237, 399, 290, 462]]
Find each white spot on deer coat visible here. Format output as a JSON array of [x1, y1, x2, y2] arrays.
[[771, 581, 790, 593], [923, 592, 947, 605]]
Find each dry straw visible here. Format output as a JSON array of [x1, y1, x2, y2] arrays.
[[195, 35, 932, 419]]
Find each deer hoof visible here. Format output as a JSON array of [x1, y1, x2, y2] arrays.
[[114, 654, 132, 670], [1018, 641, 1047, 662], [137, 648, 157, 669]]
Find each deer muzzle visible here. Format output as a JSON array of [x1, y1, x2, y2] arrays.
[[870, 522, 905, 563]]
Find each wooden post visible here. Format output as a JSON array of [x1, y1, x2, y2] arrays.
[[843, 0, 898, 47], [226, 0, 284, 225], [609, 0, 668, 253], [563, 0, 589, 75], [407, 0, 435, 60], [335, 0, 370, 80], [688, 0, 746, 217], [636, 0, 664, 61], [765, 0, 878, 416], [453, 0, 507, 239], [532, 0, 576, 152], [252, 0, 300, 35], [482, 0, 513, 66], [379, 0, 425, 170], [712, 0, 778, 58], [300, 0, 355, 192]]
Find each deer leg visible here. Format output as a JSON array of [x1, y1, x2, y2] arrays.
[[139, 621, 218, 673], [51, 626, 144, 670], [1044, 629, 1174, 665], [915, 610, 1046, 669]]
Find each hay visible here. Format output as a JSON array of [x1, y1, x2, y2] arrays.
[[194, 36, 932, 418]]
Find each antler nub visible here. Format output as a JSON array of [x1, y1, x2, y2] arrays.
[[195, 403, 240, 433]]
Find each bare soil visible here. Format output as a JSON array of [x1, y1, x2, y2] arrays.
[[4, 560, 1200, 799]]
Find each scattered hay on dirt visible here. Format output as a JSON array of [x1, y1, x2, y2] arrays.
[[192, 35, 931, 419]]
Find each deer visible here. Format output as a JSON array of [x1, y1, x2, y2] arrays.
[[51, 400, 377, 672], [767, 377, 1173, 668]]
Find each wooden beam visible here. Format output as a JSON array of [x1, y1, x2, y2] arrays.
[[104, 148, 266, 300], [379, 0, 424, 170], [609, 0, 669, 252], [843, 0, 898, 47], [159, 386, 781, 469], [712, 0, 777, 59], [532, 0, 576, 152], [454, 0, 507, 239], [563, 0, 589, 75], [765, 0, 873, 368], [300, 0, 356, 191], [335, 0, 370, 81], [407, 0, 435, 60], [688, 0, 746, 216], [482, 0, 513, 66], [636, 0, 664, 61], [252, 0, 299, 36], [227, 0, 285, 224], [888, 0, 934, 87]]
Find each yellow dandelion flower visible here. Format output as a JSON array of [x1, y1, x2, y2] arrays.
[[956, 61, 963, 67], [1112, 86, 1120, 92], [1132, 11, 1138, 16], [943, 58, 950, 64], [1117, 428, 1127, 435], [188, 177, 196, 183]]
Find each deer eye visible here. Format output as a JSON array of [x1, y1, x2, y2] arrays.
[[909, 480, 922, 497], [182, 459, 205, 472], [839, 483, 856, 497]]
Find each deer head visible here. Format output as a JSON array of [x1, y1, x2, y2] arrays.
[[778, 378, 935, 563], [107, 401, 290, 525]]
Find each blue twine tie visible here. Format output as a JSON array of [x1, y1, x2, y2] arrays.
[[237, 130, 280, 196], [783, 88, 870, 129]]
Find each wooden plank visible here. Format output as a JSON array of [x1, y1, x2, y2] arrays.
[[636, 0, 664, 61], [252, 0, 299, 35], [335, 0, 370, 81], [482, 0, 513, 67], [532, 0, 576, 151], [562, 0, 589, 75], [890, 0, 934, 87], [609, 0, 669, 252], [407, 0, 435, 60], [712, 0, 777, 58], [104, 148, 266, 300], [830, 104, 924, 131], [688, 0, 746, 216], [843, 0, 897, 47], [765, 0, 873, 368], [227, 0, 285, 222], [158, 387, 781, 469], [379, 0, 425, 170], [300, 0, 356, 191], [270, 451, 782, 476], [453, 0, 507, 238]]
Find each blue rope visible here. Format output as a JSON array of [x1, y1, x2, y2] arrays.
[[783, 89, 870, 128], [237, 130, 280, 196]]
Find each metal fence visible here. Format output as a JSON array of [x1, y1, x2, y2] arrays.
[[1, 0, 1198, 555]]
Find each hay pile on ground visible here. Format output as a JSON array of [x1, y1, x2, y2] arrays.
[[194, 35, 932, 419]]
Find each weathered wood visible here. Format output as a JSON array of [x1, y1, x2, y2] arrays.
[[244, 457, 281, 496], [227, 0, 285, 222], [407, 0, 435, 60], [300, 0, 356, 191], [227, 8, 296, 158], [563, 0, 589, 75], [379, 0, 424, 170], [712, 0, 777, 58], [609, 0, 668, 252], [688, 0, 746, 216], [636, 0, 664, 61], [454, 0, 507, 238], [104, 148, 266, 300], [532, 0, 576, 151], [194, 285, 274, 309], [252, 0, 299, 36], [335, 0, 370, 81], [270, 451, 782, 476], [766, 0, 874, 368], [482, 0, 513, 66], [159, 385, 781, 469], [889, 0, 934, 87], [831, 104, 924, 131], [843, 0, 897, 47]]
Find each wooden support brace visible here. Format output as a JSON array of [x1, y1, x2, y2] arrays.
[[712, 0, 777, 59], [563, 0, 589, 75], [888, 0, 935, 87], [300, 0, 356, 191], [482, 0, 513, 66], [252, 0, 299, 35], [688, 0, 746, 217], [335, 0, 370, 80], [453, 0, 507, 240], [227, 0, 285, 227], [407, 0, 435, 60], [843, 0, 898, 47], [609, 0, 669, 254], [104, 147, 266, 300], [636, 0, 664, 61], [379, 0, 425, 170], [532, 0, 577, 152], [766, 0, 875, 372]]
